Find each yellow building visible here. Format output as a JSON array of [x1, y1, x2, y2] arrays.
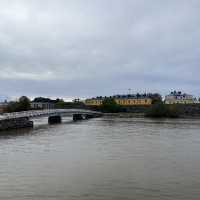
[[84, 98, 103, 106], [84, 95, 153, 106], [115, 97, 152, 106]]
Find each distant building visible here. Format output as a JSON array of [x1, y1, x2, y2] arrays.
[[84, 97, 104, 106], [165, 91, 198, 104], [84, 93, 160, 106], [0, 101, 8, 113], [31, 97, 56, 110]]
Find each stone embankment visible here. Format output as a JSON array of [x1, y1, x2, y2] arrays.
[[0, 117, 33, 131]]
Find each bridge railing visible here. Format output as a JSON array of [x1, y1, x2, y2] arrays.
[[0, 109, 102, 120]]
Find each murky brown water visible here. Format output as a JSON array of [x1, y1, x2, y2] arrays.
[[0, 117, 200, 200]]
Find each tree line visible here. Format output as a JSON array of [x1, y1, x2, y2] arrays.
[[5, 96, 31, 113]]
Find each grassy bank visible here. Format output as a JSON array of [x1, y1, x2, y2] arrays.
[[145, 103, 181, 118]]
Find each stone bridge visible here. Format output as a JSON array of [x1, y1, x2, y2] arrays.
[[0, 109, 103, 131]]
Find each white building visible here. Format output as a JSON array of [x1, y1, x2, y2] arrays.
[[165, 91, 198, 104], [31, 97, 56, 110], [31, 102, 55, 110]]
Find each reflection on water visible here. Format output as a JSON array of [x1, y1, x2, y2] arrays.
[[0, 117, 200, 200]]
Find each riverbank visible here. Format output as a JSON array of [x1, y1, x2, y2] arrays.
[[103, 113, 145, 118], [103, 112, 200, 119], [97, 104, 200, 118]]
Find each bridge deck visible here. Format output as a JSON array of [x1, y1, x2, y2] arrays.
[[0, 109, 102, 121]]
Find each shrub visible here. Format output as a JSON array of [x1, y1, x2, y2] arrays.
[[145, 103, 181, 118], [5, 96, 31, 112], [100, 98, 122, 113]]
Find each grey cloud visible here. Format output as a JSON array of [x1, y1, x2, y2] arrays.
[[0, 0, 200, 99]]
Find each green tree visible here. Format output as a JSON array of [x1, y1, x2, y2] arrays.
[[145, 102, 180, 118], [100, 98, 122, 113], [6, 101, 19, 113], [151, 93, 163, 104], [18, 96, 31, 111], [55, 100, 85, 109], [55, 101, 69, 109], [6, 96, 31, 112], [167, 104, 181, 118]]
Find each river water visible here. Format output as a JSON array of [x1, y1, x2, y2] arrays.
[[0, 117, 200, 200]]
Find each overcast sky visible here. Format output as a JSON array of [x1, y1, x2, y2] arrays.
[[0, 0, 200, 100]]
